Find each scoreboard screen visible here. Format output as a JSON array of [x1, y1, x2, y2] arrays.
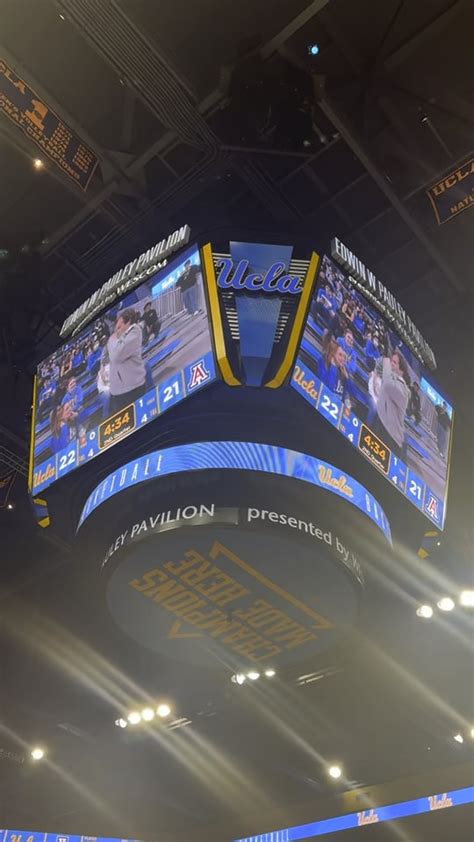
[[32, 245, 217, 494], [292, 254, 453, 528]]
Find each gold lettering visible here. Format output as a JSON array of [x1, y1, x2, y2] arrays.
[[25, 98, 48, 132], [4, 67, 27, 94], [164, 549, 205, 576], [210, 582, 250, 606], [129, 567, 165, 592]]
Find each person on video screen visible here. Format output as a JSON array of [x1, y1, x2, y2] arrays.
[[61, 376, 84, 433], [408, 381, 422, 426], [178, 259, 201, 316], [50, 404, 73, 454], [140, 301, 161, 345], [372, 350, 410, 459], [435, 400, 451, 458], [337, 328, 357, 375], [102, 308, 146, 414], [318, 337, 350, 401]]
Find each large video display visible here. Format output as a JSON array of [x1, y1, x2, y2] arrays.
[[32, 245, 216, 494], [292, 255, 453, 528]]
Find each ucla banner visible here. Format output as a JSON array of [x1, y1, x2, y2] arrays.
[[426, 157, 474, 225], [0, 59, 98, 190], [77, 441, 392, 543], [235, 786, 474, 841]]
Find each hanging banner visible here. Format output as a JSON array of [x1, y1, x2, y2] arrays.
[[426, 157, 474, 225], [0, 59, 98, 190]]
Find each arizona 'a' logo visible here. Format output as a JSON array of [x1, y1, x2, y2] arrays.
[[188, 359, 211, 390], [426, 494, 439, 521]]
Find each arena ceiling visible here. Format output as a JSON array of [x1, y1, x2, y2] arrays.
[[0, 1, 473, 840]]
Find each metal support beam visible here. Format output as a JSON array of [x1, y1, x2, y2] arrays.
[[318, 91, 464, 292], [384, 0, 468, 70], [261, 0, 331, 58]]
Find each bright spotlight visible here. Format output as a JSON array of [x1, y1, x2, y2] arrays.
[[231, 673, 246, 685], [264, 669, 276, 678], [328, 765, 342, 779], [33, 158, 44, 170], [416, 604, 433, 619], [142, 707, 155, 722], [157, 704, 171, 718], [31, 747, 44, 760], [437, 597, 455, 612], [460, 590, 474, 607], [247, 671, 260, 680], [453, 733, 464, 744], [127, 711, 141, 725], [6, 502, 14, 511], [308, 43, 320, 56], [115, 718, 127, 729]]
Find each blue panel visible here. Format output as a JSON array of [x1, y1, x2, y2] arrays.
[[233, 785, 474, 841], [77, 441, 392, 545], [32, 246, 217, 494], [230, 242, 293, 386]]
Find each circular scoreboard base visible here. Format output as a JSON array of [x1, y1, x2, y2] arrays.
[[77, 443, 392, 675]]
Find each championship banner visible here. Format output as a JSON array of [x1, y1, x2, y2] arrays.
[[426, 157, 474, 225], [0, 59, 98, 190]]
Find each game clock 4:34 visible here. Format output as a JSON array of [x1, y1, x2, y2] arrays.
[[99, 404, 136, 449], [358, 423, 390, 474]]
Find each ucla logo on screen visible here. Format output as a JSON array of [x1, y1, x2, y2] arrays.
[[216, 257, 303, 294]]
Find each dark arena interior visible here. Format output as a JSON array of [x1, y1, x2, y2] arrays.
[[0, 1, 473, 841]]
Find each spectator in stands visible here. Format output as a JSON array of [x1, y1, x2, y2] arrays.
[[352, 307, 366, 338], [363, 330, 380, 370], [372, 351, 410, 459], [408, 381, 422, 426], [178, 259, 201, 316], [61, 376, 85, 434], [435, 401, 451, 458], [318, 337, 350, 401], [86, 339, 103, 375], [102, 308, 146, 414], [313, 283, 336, 325], [140, 301, 161, 344], [337, 328, 357, 375], [72, 345, 85, 371], [50, 404, 73, 454]]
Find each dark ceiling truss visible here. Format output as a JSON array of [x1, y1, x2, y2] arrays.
[[56, 0, 219, 153], [5, 0, 466, 370]]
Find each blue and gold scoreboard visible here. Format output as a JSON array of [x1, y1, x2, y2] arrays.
[[28, 229, 453, 675]]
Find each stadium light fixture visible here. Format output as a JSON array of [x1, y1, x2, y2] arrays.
[[460, 590, 474, 607], [33, 158, 44, 170], [416, 604, 433, 619], [247, 671, 260, 680], [142, 708, 155, 722], [328, 765, 342, 779], [115, 718, 127, 728], [157, 704, 171, 718], [127, 711, 141, 725], [453, 733, 464, 744], [31, 747, 44, 760], [265, 669, 276, 678], [437, 597, 455, 612]]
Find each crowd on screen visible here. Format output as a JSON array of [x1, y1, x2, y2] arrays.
[[311, 258, 451, 461], [36, 259, 202, 456]]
